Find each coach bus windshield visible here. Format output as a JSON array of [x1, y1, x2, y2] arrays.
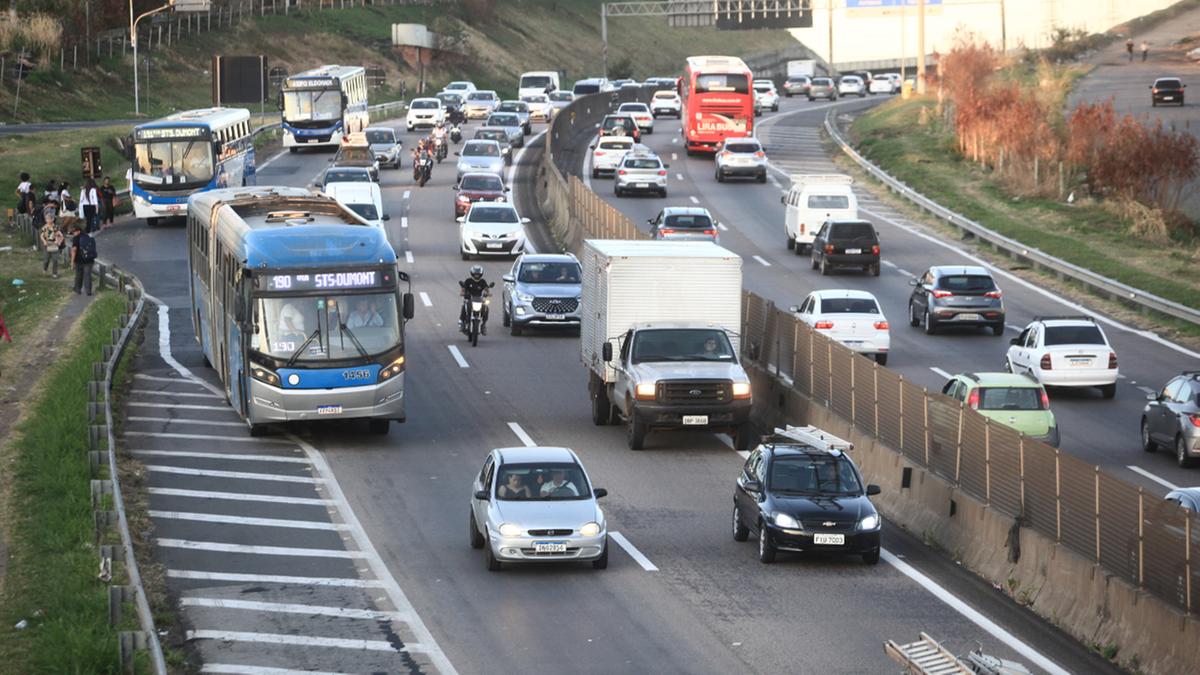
[[283, 88, 343, 122], [133, 138, 214, 188], [252, 293, 401, 362]]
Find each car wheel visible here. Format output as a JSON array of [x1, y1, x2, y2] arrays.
[[1141, 418, 1157, 453], [924, 309, 937, 335], [716, 169, 724, 183], [772, 104, 779, 112], [469, 510, 484, 549], [502, 305, 511, 327], [660, 189, 668, 198], [1152, 100, 1158, 107], [1003, 358, 1013, 373], [870, 262, 880, 277], [592, 168, 599, 178], [627, 413, 647, 450], [811, 252, 819, 270], [614, 186, 623, 197], [757, 522, 777, 564], [461, 250, 470, 261], [732, 505, 749, 542], [875, 353, 888, 366], [1177, 435, 1194, 468], [794, 243, 806, 256], [807, 96, 815, 102], [590, 536, 610, 570], [368, 419, 390, 435], [288, 147, 298, 154], [510, 320, 523, 337], [863, 549, 880, 565], [820, 257, 831, 276], [484, 536, 502, 571], [909, 302, 920, 327], [786, 237, 795, 251], [991, 322, 1005, 336], [249, 423, 268, 438], [1100, 382, 1116, 399]]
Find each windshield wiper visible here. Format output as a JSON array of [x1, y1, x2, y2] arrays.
[[336, 321, 371, 360], [285, 328, 322, 368]]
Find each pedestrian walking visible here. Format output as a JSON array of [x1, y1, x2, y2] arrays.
[[42, 178, 57, 202], [39, 213, 64, 278], [1141, 41, 1149, 62], [70, 222, 97, 296], [58, 181, 74, 218], [15, 172, 32, 215], [1126, 38, 1135, 62], [98, 176, 118, 227], [80, 179, 100, 233]]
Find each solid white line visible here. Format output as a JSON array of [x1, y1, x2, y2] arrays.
[[144, 298, 223, 397], [183, 597, 409, 622], [125, 430, 292, 444], [895, 268, 915, 278], [148, 487, 331, 506], [672, 137, 679, 144], [202, 665, 343, 675], [131, 449, 308, 463], [405, 250, 414, 264], [689, 195, 699, 204], [129, 388, 221, 399], [157, 539, 365, 559], [403, 190, 411, 199], [716, 222, 728, 231], [125, 416, 244, 428], [1136, 385, 1156, 396], [675, 173, 684, 181], [717, 433, 750, 459], [401, 216, 409, 229], [188, 630, 405, 653], [149, 510, 348, 531], [447, 345, 469, 368], [1127, 465, 1178, 491], [507, 422, 537, 447], [508, 129, 548, 186], [144, 465, 320, 484], [419, 291, 433, 307], [169, 570, 381, 588], [752, 255, 771, 267], [880, 549, 1069, 675], [133, 373, 211, 387], [610, 531, 659, 571], [256, 149, 288, 171], [881, 260, 897, 268], [125, 401, 231, 411], [929, 367, 952, 380]]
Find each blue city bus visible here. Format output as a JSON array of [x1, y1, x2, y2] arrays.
[[130, 107, 256, 226], [280, 65, 369, 151], [187, 186, 414, 436]]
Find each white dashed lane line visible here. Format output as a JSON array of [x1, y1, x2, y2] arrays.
[[689, 195, 700, 204], [403, 190, 411, 200], [1126, 465, 1178, 491], [752, 255, 772, 267], [507, 422, 537, 447], [401, 216, 409, 229], [447, 345, 469, 368], [419, 291, 432, 307], [610, 532, 659, 572], [929, 367, 952, 380], [405, 250, 414, 264]]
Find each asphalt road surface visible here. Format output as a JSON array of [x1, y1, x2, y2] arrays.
[[95, 105, 1130, 674]]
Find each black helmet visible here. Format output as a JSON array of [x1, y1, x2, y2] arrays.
[[469, 265, 484, 280]]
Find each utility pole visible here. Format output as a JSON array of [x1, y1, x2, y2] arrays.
[[1000, 0, 1007, 53], [916, 0, 926, 95], [827, 0, 834, 72], [601, 3, 608, 80]]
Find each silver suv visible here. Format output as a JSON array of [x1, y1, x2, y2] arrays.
[[714, 137, 767, 183], [614, 151, 669, 198], [501, 253, 582, 336]]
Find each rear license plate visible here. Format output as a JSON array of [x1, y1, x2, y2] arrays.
[[546, 313, 565, 320], [682, 415, 708, 425], [316, 405, 343, 416], [486, 242, 503, 249], [1164, 96, 1175, 100], [842, 340, 863, 347], [813, 533, 845, 545], [957, 313, 981, 321], [845, 248, 862, 254], [635, 182, 649, 188], [534, 541, 567, 553], [1069, 358, 1092, 367]]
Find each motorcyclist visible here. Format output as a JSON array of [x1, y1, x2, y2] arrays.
[[432, 122, 449, 160], [432, 121, 448, 143], [448, 105, 466, 126], [459, 264, 491, 335]]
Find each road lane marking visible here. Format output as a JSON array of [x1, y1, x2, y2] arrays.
[[133, 373, 211, 387], [610, 531, 659, 571], [447, 345, 469, 368], [689, 195, 699, 204], [149, 510, 349, 531], [929, 367, 952, 380], [507, 129, 548, 186], [169, 570, 382, 587], [507, 422, 537, 447], [188, 630, 409, 653], [126, 416, 244, 428], [157, 539, 367, 558], [131, 449, 307, 463], [671, 153, 678, 160], [144, 465, 320, 483], [130, 388, 220, 399], [881, 260, 897, 268], [1127, 465, 1178, 491], [147, 487, 332, 506], [672, 137, 679, 144], [752, 255, 771, 267], [401, 216, 409, 228], [183, 598, 410, 622], [403, 190, 411, 199], [125, 401, 230, 411], [895, 268, 915, 278], [256, 149, 288, 171], [1136, 385, 1156, 396], [880, 549, 1069, 675], [717, 434, 750, 459], [202, 665, 344, 675], [419, 291, 433, 307], [405, 250, 414, 264], [124, 430, 292, 444], [676, 173, 684, 181]]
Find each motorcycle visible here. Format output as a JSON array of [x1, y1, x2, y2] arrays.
[[459, 282, 494, 347], [449, 123, 462, 144], [434, 136, 448, 163], [416, 154, 434, 187]]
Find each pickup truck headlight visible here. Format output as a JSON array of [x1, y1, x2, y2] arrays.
[[635, 382, 657, 400], [732, 382, 752, 399]]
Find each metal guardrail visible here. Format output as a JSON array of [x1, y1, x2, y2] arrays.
[[823, 109, 1200, 328]]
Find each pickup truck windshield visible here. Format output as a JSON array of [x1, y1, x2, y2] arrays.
[[631, 328, 735, 363]]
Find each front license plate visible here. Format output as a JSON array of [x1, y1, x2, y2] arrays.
[[813, 533, 844, 545], [682, 415, 709, 425], [845, 248, 862, 254], [316, 405, 343, 416], [534, 541, 567, 553], [635, 182, 650, 188], [486, 242, 503, 249], [546, 313, 565, 320], [957, 313, 981, 321]]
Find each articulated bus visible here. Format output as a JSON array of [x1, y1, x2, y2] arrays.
[[130, 107, 255, 226], [280, 65, 369, 151], [680, 56, 755, 155], [187, 186, 414, 436]]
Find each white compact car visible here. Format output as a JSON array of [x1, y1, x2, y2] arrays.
[[714, 136, 767, 183], [753, 80, 780, 112], [791, 290, 890, 365], [868, 74, 899, 95], [324, 181, 389, 231], [1006, 316, 1119, 398], [590, 136, 636, 177], [617, 102, 654, 134], [458, 202, 529, 259], [651, 90, 682, 118], [838, 76, 866, 98], [405, 98, 445, 131]]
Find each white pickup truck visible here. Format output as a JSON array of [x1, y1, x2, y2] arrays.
[[581, 240, 754, 450]]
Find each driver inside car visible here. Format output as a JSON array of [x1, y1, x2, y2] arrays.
[[539, 468, 579, 497]]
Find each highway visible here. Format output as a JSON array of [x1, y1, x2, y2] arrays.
[[90, 103, 1133, 674]]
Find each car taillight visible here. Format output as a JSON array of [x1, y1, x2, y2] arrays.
[[1189, 414, 1200, 428], [1040, 353, 1052, 370], [456, 195, 470, 203], [873, 321, 889, 330], [966, 389, 980, 410], [704, 229, 717, 237], [755, 151, 765, 158], [1040, 388, 1050, 409], [932, 289, 953, 298], [1108, 352, 1118, 369], [659, 228, 675, 235], [825, 244, 834, 254], [595, 150, 605, 156], [814, 320, 834, 329], [799, 223, 805, 234], [872, 244, 880, 255], [985, 290, 1003, 299], [618, 169, 627, 175], [657, 169, 667, 176], [720, 151, 732, 158]]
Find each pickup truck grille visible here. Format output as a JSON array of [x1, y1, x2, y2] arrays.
[[659, 380, 730, 403], [532, 297, 578, 313]]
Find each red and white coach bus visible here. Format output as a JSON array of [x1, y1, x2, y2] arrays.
[[680, 56, 755, 155]]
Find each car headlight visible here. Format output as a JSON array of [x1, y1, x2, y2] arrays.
[[773, 512, 801, 529], [250, 365, 279, 386], [579, 522, 601, 537], [498, 523, 523, 537], [378, 356, 405, 381], [456, 195, 471, 203], [635, 382, 657, 400], [732, 382, 752, 399], [859, 514, 880, 531], [516, 292, 534, 302], [509, 231, 524, 240]]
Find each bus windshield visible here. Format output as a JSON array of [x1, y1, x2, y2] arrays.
[[252, 294, 401, 362], [283, 88, 342, 122], [133, 139, 213, 187]]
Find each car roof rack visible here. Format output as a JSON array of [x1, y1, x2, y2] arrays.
[[1032, 315, 1095, 323], [763, 425, 853, 455]]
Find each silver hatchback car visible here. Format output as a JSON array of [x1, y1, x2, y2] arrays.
[[614, 151, 669, 198], [470, 446, 609, 570], [486, 112, 526, 148], [714, 136, 767, 183], [648, 206, 720, 243], [502, 253, 582, 335], [496, 100, 533, 135], [455, 139, 506, 183]]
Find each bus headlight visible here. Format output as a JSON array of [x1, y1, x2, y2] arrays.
[[378, 356, 405, 381], [250, 366, 279, 386]]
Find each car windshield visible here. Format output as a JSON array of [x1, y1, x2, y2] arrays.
[[475, 130, 507, 143], [463, 142, 499, 157], [812, 78, 833, 86], [873, 75, 891, 81], [1156, 79, 1183, 89], [841, 77, 861, 84], [819, 298, 880, 314], [324, 169, 370, 183], [518, 261, 581, 283], [365, 130, 395, 144], [754, 84, 773, 92], [498, 102, 524, 112], [808, 194, 850, 209], [133, 139, 213, 187], [468, 206, 519, 223], [978, 387, 1045, 411], [624, 158, 661, 169], [830, 222, 875, 239], [251, 294, 400, 361], [574, 83, 601, 94], [598, 140, 632, 151], [521, 75, 555, 88], [769, 455, 863, 495], [603, 118, 633, 131], [938, 275, 996, 292], [490, 114, 519, 126], [1043, 325, 1106, 345], [283, 88, 342, 121], [467, 92, 495, 101], [695, 73, 749, 94], [446, 82, 471, 90], [522, 95, 548, 103], [550, 92, 574, 101], [631, 328, 735, 363], [725, 142, 760, 153], [664, 214, 713, 229], [411, 100, 439, 109], [653, 91, 677, 99], [460, 174, 503, 191], [788, 77, 808, 83], [436, 94, 461, 106], [620, 104, 649, 112], [496, 462, 589, 500]]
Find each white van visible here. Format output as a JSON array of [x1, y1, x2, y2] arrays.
[[518, 71, 561, 99], [324, 181, 389, 231], [782, 174, 857, 253]]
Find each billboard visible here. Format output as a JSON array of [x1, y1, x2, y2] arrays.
[[211, 55, 268, 106], [847, 0, 943, 16]]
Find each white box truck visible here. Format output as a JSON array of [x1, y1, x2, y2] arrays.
[[518, 70, 562, 99], [581, 240, 754, 450], [787, 59, 816, 79]]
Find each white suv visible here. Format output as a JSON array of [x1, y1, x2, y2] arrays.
[[714, 137, 767, 183], [613, 151, 668, 198], [753, 80, 780, 112], [406, 98, 445, 131], [651, 90, 681, 118], [617, 102, 654, 134], [590, 136, 636, 177], [1006, 316, 1118, 398]]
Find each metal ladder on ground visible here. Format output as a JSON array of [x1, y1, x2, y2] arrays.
[[884, 632, 972, 674]]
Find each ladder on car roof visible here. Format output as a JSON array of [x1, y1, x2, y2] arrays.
[[884, 633, 973, 674], [770, 425, 853, 453]]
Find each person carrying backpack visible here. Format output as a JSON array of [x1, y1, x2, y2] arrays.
[[15, 172, 32, 215], [70, 222, 98, 296]]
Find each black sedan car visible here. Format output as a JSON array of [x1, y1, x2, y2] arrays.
[[907, 265, 1006, 336], [1150, 77, 1185, 107], [732, 431, 882, 564], [810, 219, 881, 276]]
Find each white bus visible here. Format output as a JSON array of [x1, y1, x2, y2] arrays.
[[280, 65, 369, 151]]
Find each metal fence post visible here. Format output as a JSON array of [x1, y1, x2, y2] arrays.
[[792, 321, 800, 385], [1018, 438, 1025, 514], [825, 340, 833, 407], [808, 330, 815, 396], [849, 353, 856, 421], [1094, 465, 1101, 563], [775, 315, 782, 379], [923, 391, 930, 466], [898, 375, 905, 454], [872, 363, 879, 437], [955, 403, 964, 482], [984, 419, 991, 504], [1055, 449, 1062, 543], [1137, 487, 1144, 586], [1186, 515, 1193, 614]]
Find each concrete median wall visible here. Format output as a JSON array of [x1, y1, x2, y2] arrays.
[[745, 364, 1200, 675]]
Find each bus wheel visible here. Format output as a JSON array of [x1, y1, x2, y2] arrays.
[[368, 419, 390, 435], [146, 218, 159, 227], [289, 148, 298, 154]]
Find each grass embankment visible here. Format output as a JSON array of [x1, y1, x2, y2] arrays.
[[0, 227, 74, 366], [0, 125, 131, 214], [849, 96, 1200, 313], [0, 290, 131, 673]]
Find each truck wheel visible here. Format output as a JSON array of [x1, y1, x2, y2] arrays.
[[591, 381, 613, 426], [627, 414, 647, 450], [732, 423, 753, 451], [786, 237, 795, 251]]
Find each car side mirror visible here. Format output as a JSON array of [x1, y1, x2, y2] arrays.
[[601, 342, 613, 362], [647, 218, 654, 224], [473, 489, 489, 501], [866, 484, 881, 496], [505, 186, 511, 191], [402, 292, 415, 320], [502, 274, 515, 283], [1147, 391, 1159, 402], [382, 214, 391, 221], [521, 217, 531, 224], [454, 151, 461, 156], [743, 479, 762, 493], [788, 305, 800, 313], [589, 144, 596, 149], [593, 488, 608, 499], [456, 216, 465, 223], [1009, 337, 1021, 346]]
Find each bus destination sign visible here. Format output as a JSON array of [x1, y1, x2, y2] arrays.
[[134, 126, 210, 141], [266, 270, 393, 292], [286, 77, 336, 89]]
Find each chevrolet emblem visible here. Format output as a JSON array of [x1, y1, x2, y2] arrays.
[[822, 521, 836, 527]]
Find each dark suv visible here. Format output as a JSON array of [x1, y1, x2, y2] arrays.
[[599, 114, 641, 143], [810, 220, 880, 276], [907, 265, 1005, 335], [1151, 77, 1185, 107]]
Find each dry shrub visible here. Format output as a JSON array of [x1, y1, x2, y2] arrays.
[[1109, 198, 1170, 243], [22, 13, 62, 59], [0, 18, 16, 52]]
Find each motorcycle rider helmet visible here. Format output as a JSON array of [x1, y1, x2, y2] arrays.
[[469, 265, 484, 280]]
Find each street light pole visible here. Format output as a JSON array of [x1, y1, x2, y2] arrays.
[[131, 0, 173, 115], [601, 3, 609, 81], [916, 0, 927, 95]]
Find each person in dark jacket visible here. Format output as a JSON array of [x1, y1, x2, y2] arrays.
[[70, 222, 98, 296], [458, 264, 491, 335], [99, 176, 118, 227]]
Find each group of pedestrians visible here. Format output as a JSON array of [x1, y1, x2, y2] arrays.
[[1125, 38, 1150, 62], [16, 171, 108, 295]]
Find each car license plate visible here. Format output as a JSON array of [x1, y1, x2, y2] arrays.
[[813, 533, 844, 545], [635, 182, 649, 188], [845, 248, 862, 254], [957, 313, 981, 321], [486, 242, 503, 249], [1069, 358, 1091, 367], [547, 313, 565, 320], [682, 415, 708, 425], [1164, 96, 1175, 100], [316, 405, 343, 416], [534, 541, 567, 553]]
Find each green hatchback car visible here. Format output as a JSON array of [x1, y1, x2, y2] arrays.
[[940, 372, 1060, 447]]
